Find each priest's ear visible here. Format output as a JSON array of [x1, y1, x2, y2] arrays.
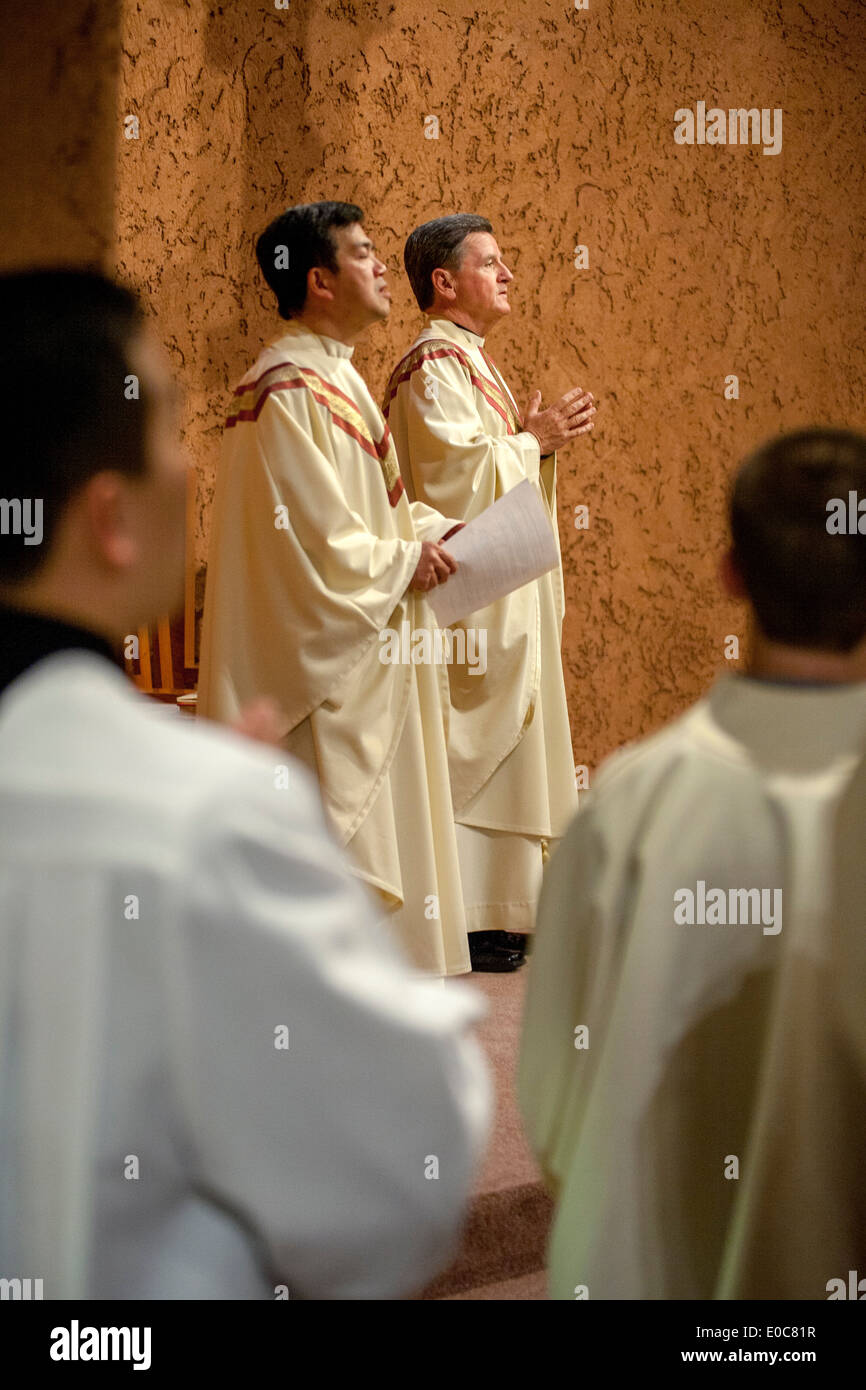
[[719, 547, 748, 600], [307, 264, 337, 303], [430, 267, 456, 302]]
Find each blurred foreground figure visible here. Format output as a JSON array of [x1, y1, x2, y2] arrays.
[[0, 270, 490, 1299], [520, 428, 866, 1299]]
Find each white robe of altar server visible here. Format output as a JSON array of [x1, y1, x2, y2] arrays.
[[198, 323, 471, 976], [519, 673, 866, 1299], [385, 318, 576, 934], [0, 651, 491, 1299]]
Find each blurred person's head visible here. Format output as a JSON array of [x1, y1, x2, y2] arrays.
[[0, 268, 188, 642], [721, 427, 866, 680], [403, 214, 511, 335], [256, 201, 390, 343]]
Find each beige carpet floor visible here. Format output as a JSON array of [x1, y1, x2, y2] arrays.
[[420, 966, 552, 1301]]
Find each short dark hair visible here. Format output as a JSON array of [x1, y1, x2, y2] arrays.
[[730, 427, 866, 652], [403, 214, 493, 312], [255, 201, 365, 319], [0, 267, 148, 584]]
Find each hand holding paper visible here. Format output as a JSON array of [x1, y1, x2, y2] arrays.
[[427, 479, 559, 627]]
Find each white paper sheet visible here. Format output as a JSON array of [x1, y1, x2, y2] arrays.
[[427, 479, 559, 627]]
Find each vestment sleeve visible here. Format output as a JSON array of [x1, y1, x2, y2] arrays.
[[407, 497, 464, 543], [255, 390, 421, 620]]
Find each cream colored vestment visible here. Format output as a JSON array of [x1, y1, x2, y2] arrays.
[[385, 318, 577, 933], [519, 673, 866, 1299], [0, 648, 492, 1298], [199, 323, 470, 976]]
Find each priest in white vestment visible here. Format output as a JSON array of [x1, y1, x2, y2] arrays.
[[198, 203, 471, 977], [384, 215, 596, 970], [520, 427, 866, 1299]]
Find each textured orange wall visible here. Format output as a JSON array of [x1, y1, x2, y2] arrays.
[[0, 0, 120, 267], [7, 1, 865, 769]]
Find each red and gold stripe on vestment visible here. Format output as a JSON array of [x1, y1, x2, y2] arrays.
[[226, 360, 405, 506], [383, 339, 521, 436]]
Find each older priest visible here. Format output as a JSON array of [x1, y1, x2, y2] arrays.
[[199, 203, 470, 976], [385, 214, 596, 970]]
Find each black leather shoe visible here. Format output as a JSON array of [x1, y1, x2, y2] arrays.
[[497, 931, 531, 954], [469, 931, 527, 972], [470, 948, 525, 973]]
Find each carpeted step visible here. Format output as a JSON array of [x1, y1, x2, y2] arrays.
[[418, 968, 552, 1300]]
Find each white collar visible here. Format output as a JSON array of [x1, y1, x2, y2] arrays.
[[427, 317, 485, 348], [273, 321, 355, 360]]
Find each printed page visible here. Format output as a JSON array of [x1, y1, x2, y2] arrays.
[[428, 480, 559, 627]]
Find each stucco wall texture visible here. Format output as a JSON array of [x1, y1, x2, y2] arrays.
[[6, 1, 865, 769], [0, 0, 120, 267]]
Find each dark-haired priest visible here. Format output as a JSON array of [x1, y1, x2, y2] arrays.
[[199, 202, 472, 978]]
